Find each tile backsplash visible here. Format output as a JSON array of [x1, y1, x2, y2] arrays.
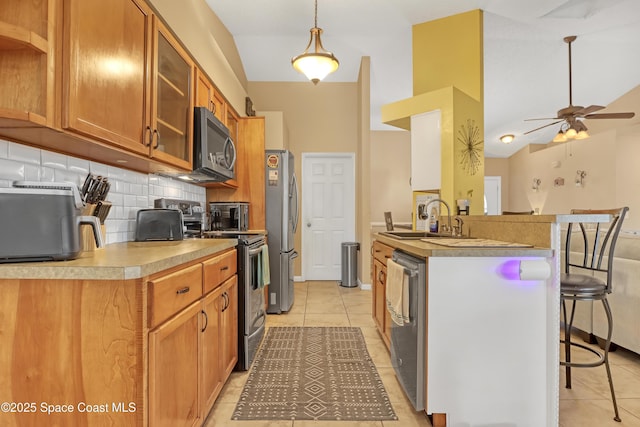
[[0, 138, 206, 244]]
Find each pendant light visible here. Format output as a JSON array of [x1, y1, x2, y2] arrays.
[[291, 0, 339, 84]]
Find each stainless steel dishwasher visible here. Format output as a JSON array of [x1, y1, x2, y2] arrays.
[[390, 249, 427, 411]]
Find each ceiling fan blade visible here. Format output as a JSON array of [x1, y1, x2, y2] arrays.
[[584, 112, 635, 119], [575, 105, 605, 116], [524, 119, 564, 135], [524, 117, 561, 121]]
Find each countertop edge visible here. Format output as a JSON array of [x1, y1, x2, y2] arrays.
[[0, 239, 238, 280], [374, 234, 553, 258]]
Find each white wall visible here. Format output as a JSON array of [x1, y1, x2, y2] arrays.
[[0, 139, 206, 244]]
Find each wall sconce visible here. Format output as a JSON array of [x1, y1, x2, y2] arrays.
[[575, 170, 587, 187], [532, 178, 541, 191]]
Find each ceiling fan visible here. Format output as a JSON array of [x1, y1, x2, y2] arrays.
[[524, 35, 635, 142]]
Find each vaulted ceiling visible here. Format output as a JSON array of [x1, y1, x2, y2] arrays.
[[205, 0, 640, 157]]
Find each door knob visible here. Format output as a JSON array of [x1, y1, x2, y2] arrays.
[[307, 222, 311, 227]]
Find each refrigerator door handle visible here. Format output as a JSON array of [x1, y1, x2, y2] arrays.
[[290, 173, 299, 233]]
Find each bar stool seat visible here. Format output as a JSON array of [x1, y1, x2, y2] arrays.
[[560, 273, 606, 295], [560, 207, 628, 423]]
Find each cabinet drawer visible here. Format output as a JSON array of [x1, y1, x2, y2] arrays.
[[149, 263, 203, 328], [203, 249, 237, 294], [373, 241, 394, 264]]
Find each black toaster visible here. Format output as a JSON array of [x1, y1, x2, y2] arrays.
[[134, 209, 184, 241]]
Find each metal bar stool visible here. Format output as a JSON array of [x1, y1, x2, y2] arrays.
[[561, 207, 628, 422]]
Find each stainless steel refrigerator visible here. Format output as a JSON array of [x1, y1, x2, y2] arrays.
[[265, 149, 299, 313]]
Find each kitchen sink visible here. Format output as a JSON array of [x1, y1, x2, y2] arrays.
[[379, 231, 472, 240]]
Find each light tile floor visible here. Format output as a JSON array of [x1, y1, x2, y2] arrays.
[[205, 281, 640, 427]]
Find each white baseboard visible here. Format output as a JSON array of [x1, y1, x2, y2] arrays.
[[358, 280, 372, 291]]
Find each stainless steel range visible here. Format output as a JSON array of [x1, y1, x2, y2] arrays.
[[234, 233, 267, 370], [160, 197, 267, 370]]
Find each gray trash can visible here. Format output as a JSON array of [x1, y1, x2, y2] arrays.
[[339, 242, 360, 288]]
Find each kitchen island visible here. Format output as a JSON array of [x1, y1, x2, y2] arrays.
[[373, 214, 610, 427], [0, 239, 238, 427]]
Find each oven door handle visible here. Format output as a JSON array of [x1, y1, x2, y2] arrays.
[[252, 309, 266, 330], [248, 244, 267, 256]]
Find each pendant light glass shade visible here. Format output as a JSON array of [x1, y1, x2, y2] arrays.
[[553, 130, 568, 143], [292, 0, 339, 84]]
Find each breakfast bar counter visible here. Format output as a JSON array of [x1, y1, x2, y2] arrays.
[[372, 213, 610, 427]]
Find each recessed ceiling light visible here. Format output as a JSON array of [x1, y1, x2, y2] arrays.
[[500, 134, 515, 144]]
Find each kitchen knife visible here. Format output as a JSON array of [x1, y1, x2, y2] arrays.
[[80, 173, 92, 202]]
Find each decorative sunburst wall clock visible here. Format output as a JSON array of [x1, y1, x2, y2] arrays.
[[457, 119, 483, 175]]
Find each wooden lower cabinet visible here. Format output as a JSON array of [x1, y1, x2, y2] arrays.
[[149, 300, 202, 427], [201, 275, 238, 418], [219, 277, 238, 380], [371, 241, 393, 348], [0, 248, 237, 427]]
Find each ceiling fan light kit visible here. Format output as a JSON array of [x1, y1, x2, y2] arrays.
[[291, 0, 339, 84], [524, 35, 635, 142]]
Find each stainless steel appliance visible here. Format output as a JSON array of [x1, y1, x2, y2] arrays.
[[155, 198, 205, 237], [134, 209, 184, 241], [390, 249, 427, 411], [194, 106, 236, 182], [265, 149, 299, 313], [235, 234, 267, 370], [0, 181, 103, 262], [209, 201, 249, 231]]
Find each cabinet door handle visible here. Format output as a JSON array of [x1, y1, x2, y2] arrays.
[[220, 266, 229, 271], [176, 286, 190, 295], [201, 309, 208, 332], [153, 129, 160, 149], [144, 126, 152, 147], [378, 271, 386, 283], [221, 292, 228, 312]]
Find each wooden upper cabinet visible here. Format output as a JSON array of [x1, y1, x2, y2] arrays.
[[195, 68, 215, 113], [212, 89, 226, 124], [61, 0, 152, 156], [0, 0, 52, 127], [195, 67, 226, 124], [61, 2, 193, 170], [151, 17, 194, 170]]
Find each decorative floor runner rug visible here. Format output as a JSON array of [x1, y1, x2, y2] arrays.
[[232, 326, 398, 421]]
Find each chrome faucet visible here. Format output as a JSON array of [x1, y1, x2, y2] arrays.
[[425, 198, 452, 234], [453, 215, 464, 237]]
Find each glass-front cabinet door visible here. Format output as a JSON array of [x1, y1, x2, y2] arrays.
[[151, 17, 193, 169]]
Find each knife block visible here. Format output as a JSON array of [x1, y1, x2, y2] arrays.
[[81, 204, 106, 251]]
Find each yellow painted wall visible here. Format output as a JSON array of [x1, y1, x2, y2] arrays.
[[412, 9, 483, 102], [451, 87, 484, 214], [381, 10, 485, 216]]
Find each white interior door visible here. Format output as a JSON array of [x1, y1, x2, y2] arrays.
[[302, 153, 355, 281], [484, 176, 502, 215]]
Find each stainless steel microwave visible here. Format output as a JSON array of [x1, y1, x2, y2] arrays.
[[191, 107, 236, 182], [209, 202, 249, 231]]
